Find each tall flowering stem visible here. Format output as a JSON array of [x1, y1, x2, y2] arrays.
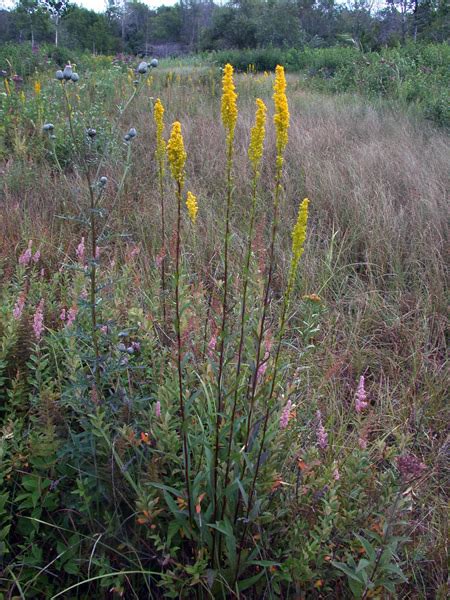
[[236, 198, 310, 580], [166, 121, 193, 523], [61, 81, 102, 392], [238, 66, 290, 516], [154, 99, 167, 324], [212, 64, 238, 551], [221, 98, 267, 522]]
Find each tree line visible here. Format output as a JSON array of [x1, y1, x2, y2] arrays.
[[0, 0, 448, 55]]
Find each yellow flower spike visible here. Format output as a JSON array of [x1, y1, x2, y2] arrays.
[[34, 81, 41, 95], [284, 197, 310, 304], [291, 198, 309, 270], [221, 64, 238, 140], [273, 65, 290, 164], [154, 99, 166, 170], [166, 121, 186, 187], [248, 98, 267, 174], [186, 191, 198, 224]]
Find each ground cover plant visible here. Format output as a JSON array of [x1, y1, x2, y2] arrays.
[[0, 56, 448, 598]]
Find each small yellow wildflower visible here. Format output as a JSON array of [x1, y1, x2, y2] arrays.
[[154, 99, 166, 168], [221, 64, 238, 138], [34, 81, 41, 95], [166, 121, 186, 187], [186, 191, 198, 224], [20, 91, 26, 104], [4, 79, 10, 96], [273, 65, 290, 162], [248, 98, 267, 174], [291, 198, 309, 269]]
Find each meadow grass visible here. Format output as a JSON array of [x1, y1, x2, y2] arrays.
[[0, 62, 448, 598]]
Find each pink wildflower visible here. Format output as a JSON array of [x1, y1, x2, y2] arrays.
[[127, 244, 141, 261], [76, 237, 85, 263], [32, 250, 41, 263], [19, 240, 33, 265], [13, 292, 26, 320], [155, 400, 161, 418], [207, 334, 217, 357], [40, 268, 45, 278], [358, 435, 367, 450], [60, 308, 66, 321], [100, 325, 108, 334], [66, 306, 77, 327], [355, 375, 368, 413], [33, 299, 44, 341], [397, 453, 426, 481], [333, 467, 340, 481], [316, 410, 328, 449], [95, 246, 101, 260], [280, 399, 292, 430]]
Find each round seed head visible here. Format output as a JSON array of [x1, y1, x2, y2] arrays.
[[87, 127, 97, 138], [70, 72, 79, 82], [124, 133, 131, 142], [43, 123, 54, 131], [137, 61, 148, 74], [99, 176, 108, 186], [128, 127, 137, 138], [55, 70, 64, 80], [63, 64, 73, 80], [150, 58, 158, 68]]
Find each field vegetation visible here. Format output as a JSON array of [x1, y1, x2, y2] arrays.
[[0, 52, 448, 598]]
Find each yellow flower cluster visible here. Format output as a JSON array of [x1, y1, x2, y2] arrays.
[[34, 81, 41, 96], [221, 64, 238, 138], [273, 65, 290, 161], [166, 121, 187, 186], [154, 99, 166, 169], [291, 198, 309, 269], [186, 191, 198, 224], [248, 98, 267, 173]]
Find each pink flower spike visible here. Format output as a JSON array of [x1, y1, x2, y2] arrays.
[[316, 410, 328, 450], [32, 250, 41, 263], [358, 435, 367, 450], [207, 334, 217, 357], [333, 467, 340, 481], [95, 246, 101, 260], [76, 237, 85, 263], [13, 292, 26, 320], [66, 306, 77, 327], [280, 399, 292, 430], [155, 400, 161, 418], [355, 375, 368, 413], [60, 308, 66, 321], [33, 299, 45, 341], [19, 240, 33, 265]]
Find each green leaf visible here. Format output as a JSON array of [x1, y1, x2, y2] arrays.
[[237, 570, 264, 592]]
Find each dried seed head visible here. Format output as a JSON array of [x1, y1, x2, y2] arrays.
[[99, 176, 108, 186], [71, 72, 79, 82], [128, 127, 137, 138], [150, 58, 158, 68], [137, 61, 148, 74], [63, 64, 73, 80], [43, 123, 54, 131], [87, 127, 97, 138], [55, 70, 64, 80]]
